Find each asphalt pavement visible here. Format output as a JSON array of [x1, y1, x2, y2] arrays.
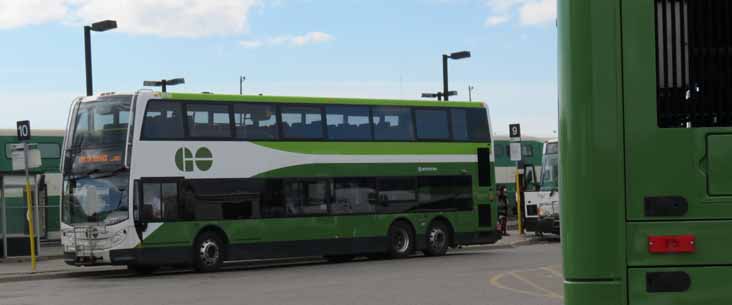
[[0, 236, 562, 305]]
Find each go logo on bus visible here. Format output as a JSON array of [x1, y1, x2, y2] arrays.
[[175, 147, 213, 172]]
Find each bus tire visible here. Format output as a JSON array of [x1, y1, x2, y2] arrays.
[[423, 221, 450, 257], [387, 221, 414, 258], [193, 231, 225, 272]]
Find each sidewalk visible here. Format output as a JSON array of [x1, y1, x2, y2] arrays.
[[0, 240, 64, 264]]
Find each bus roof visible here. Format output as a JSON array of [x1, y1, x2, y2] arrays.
[[163, 92, 485, 109]]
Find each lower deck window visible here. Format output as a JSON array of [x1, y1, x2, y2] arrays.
[[137, 175, 475, 222]]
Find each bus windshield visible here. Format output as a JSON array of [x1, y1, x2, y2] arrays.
[[67, 95, 131, 175], [62, 174, 129, 225], [539, 143, 559, 191]]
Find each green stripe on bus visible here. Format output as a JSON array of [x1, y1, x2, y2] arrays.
[[252, 141, 490, 155], [166, 93, 484, 108]]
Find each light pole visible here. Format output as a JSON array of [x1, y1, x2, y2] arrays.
[[84, 20, 117, 96], [143, 78, 185, 93], [442, 51, 471, 101], [421, 91, 457, 101], [240, 76, 246, 95], [468, 85, 474, 102]]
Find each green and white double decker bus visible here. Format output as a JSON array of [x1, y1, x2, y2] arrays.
[[61, 91, 499, 272], [562, 0, 732, 304]]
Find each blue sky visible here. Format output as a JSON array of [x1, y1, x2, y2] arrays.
[[0, 0, 557, 137]]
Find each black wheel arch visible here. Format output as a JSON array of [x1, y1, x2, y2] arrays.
[[390, 217, 416, 237]]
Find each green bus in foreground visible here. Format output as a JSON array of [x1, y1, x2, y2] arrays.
[[61, 91, 499, 272], [561, 0, 732, 304]]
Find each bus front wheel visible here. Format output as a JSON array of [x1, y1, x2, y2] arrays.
[[193, 231, 225, 272], [388, 221, 414, 258]]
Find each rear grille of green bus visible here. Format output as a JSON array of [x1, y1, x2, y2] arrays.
[[655, 0, 732, 128]]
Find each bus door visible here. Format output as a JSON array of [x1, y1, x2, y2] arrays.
[[623, 1, 732, 302]]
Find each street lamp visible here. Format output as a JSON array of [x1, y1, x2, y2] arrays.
[[84, 20, 117, 96], [468, 85, 475, 102], [240, 76, 246, 95], [421, 91, 457, 101], [442, 51, 471, 101], [143, 78, 185, 93]]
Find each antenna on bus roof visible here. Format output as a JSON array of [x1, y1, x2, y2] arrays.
[[143, 78, 185, 92]]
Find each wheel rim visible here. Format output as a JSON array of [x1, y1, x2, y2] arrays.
[[199, 239, 220, 266], [392, 227, 410, 253], [429, 227, 447, 250]]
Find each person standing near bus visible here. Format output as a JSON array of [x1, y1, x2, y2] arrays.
[[497, 185, 509, 236]]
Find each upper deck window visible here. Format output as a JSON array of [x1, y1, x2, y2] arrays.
[[233, 104, 278, 140], [415, 109, 450, 140], [142, 100, 184, 139], [325, 105, 372, 140], [186, 104, 232, 138], [281, 106, 324, 139], [451, 108, 491, 141], [373, 107, 414, 141]]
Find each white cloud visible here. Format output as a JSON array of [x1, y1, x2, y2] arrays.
[[0, 0, 260, 37], [518, 0, 556, 25], [483, 0, 556, 26], [485, 15, 509, 26], [240, 32, 334, 48], [0, 0, 68, 29]]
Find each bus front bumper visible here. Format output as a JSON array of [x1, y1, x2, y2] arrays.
[[536, 216, 560, 235]]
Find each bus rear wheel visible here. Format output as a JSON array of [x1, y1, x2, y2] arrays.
[[193, 231, 225, 272], [387, 221, 414, 258], [423, 221, 450, 257]]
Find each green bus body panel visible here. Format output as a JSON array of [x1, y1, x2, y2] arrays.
[[254, 162, 477, 178], [622, 0, 732, 221], [253, 141, 489, 155], [0, 135, 63, 173], [1, 135, 64, 240], [565, 0, 732, 304], [564, 281, 623, 305], [628, 221, 732, 267], [559, 0, 626, 290], [628, 267, 732, 305], [492, 140, 544, 167], [706, 135, 732, 196], [141, 212, 478, 248], [166, 93, 483, 108]]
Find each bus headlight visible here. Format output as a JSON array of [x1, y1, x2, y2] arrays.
[[538, 207, 546, 217]]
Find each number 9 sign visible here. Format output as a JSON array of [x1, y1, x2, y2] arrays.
[[509, 123, 521, 139]]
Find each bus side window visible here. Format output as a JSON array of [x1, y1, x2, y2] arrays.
[[141, 181, 179, 221], [142, 183, 163, 221], [142, 101, 184, 140]]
